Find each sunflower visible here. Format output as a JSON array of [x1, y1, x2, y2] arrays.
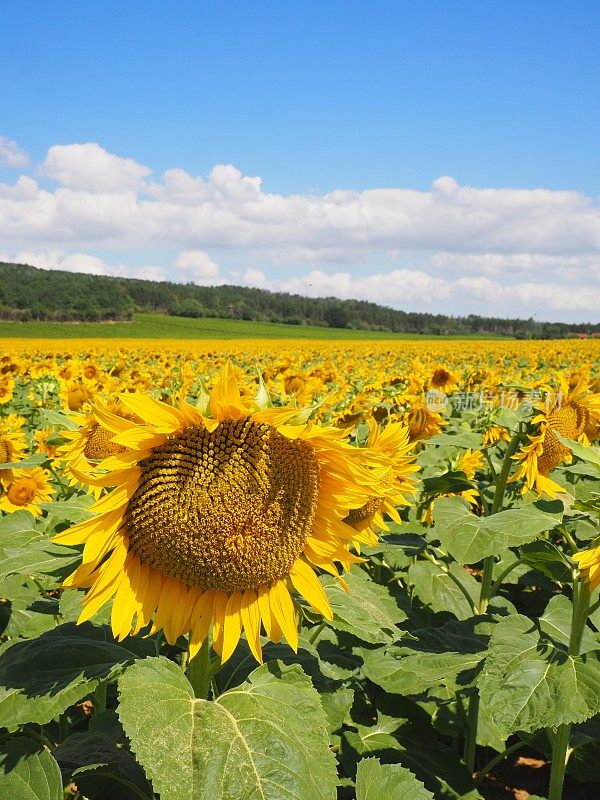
[[428, 366, 457, 393], [510, 376, 600, 498], [59, 399, 138, 474], [0, 414, 28, 487], [573, 545, 600, 591], [54, 364, 390, 665], [60, 379, 96, 412], [0, 376, 15, 405], [404, 399, 447, 443], [0, 467, 54, 516], [482, 424, 511, 447], [344, 420, 418, 538]]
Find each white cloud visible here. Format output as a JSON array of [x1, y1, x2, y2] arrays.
[[0, 136, 30, 168], [174, 250, 221, 284], [271, 269, 451, 306], [431, 252, 600, 278], [40, 143, 152, 192], [2, 140, 600, 321]]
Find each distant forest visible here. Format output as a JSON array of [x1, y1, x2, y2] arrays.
[[1, 261, 599, 339]]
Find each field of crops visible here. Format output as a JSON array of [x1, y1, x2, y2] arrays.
[[1, 336, 600, 800]]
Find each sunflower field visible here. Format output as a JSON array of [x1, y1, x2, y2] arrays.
[[1, 337, 600, 800]]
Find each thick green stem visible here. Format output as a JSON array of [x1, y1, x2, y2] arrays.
[[477, 557, 495, 614], [93, 681, 107, 715], [463, 429, 523, 770], [491, 428, 523, 514], [186, 636, 220, 699], [463, 691, 480, 772], [548, 580, 590, 800]]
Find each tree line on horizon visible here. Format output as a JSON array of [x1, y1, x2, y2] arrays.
[[1, 261, 598, 339]]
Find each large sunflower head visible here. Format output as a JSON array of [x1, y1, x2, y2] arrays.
[[55, 364, 396, 665], [510, 380, 600, 498]]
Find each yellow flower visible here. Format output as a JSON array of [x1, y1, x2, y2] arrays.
[[0, 376, 15, 404], [55, 364, 388, 665], [483, 425, 511, 447], [428, 366, 457, 393], [573, 545, 600, 592], [405, 400, 447, 442], [0, 414, 28, 487], [511, 379, 600, 498], [343, 420, 418, 538], [60, 379, 95, 412], [0, 467, 54, 516]]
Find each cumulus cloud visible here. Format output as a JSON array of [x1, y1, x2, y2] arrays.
[[2, 140, 600, 321], [40, 143, 152, 192], [0, 136, 30, 168], [174, 250, 221, 284]]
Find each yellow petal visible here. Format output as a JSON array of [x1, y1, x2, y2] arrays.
[[189, 591, 215, 660], [257, 584, 273, 638], [117, 394, 184, 433], [289, 560, 333, 620], [111, 427, 166, 450], [268, 580, 298, 652], [110, 553, 139, 640], [221, 591, 242, 664], [209, 363, 248, 421], [240, 589, 262, 663], [211, 591, 228, 656]]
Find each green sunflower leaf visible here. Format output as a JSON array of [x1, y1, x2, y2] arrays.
[[556, 434, 600, 469], [355, 758, 434, 800], [0, 576, 59, 639], [0, 537, 80, 584], [407, 560, 480, 620], [519, 540, 574, 583], [426, 431, 483, 449], [361, 618, 488, 694], [118, 656, 338, 800], [0, 453, 48, 470], [477, 613, 600, 739], [433, 496, 562, 565], [0, 622, 156, 728], [320, 570, 405, 644], [0, 738, 63, 800], [54, 710, 151, 800]]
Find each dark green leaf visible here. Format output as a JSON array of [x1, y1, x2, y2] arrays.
[[422, 471, 477, 497], [0, 622, 156, 728], [519, 541, 574, 583], [408, 561, 479, 620], [0, 738, 63, 800], [54, 710, 151, 800], [361, 618, 487, 694]]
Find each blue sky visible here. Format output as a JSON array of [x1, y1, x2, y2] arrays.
[[1, 1, 600, 321]]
